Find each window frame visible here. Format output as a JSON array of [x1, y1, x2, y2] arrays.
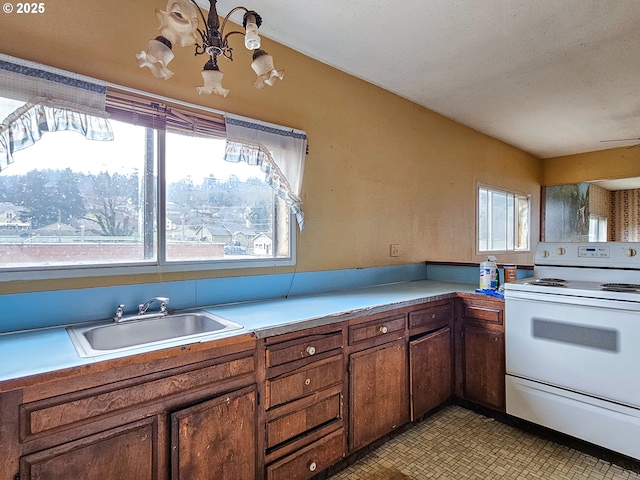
[[0, 88, 298, 282], [476, 183, 531, 254]]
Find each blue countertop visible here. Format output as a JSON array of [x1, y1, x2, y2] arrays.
[[0, 280, 479, 385]]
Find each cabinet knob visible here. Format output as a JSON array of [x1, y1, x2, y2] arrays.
[[379, 326, 388, 334], [306, 346, 316, 356], [431, 313, 436, 319], [308, 461, 317, 472], [304, 378, 311, 386]]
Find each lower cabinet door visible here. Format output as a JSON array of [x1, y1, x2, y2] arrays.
[[171, 385, 257, 480], [19, 418, 157, 480], [266, 428, 345, 480], [410, 327, 452, 420], [349, 339, 409, 452], [463, 324, 505, 411]]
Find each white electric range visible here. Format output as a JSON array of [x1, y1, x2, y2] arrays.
[[504, 242, 640, 461]]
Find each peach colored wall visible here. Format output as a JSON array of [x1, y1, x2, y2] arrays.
[[0, 0, 541, 293], [542, 147, 640, 185]]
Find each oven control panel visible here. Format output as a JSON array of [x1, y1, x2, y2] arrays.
[[578, 246, 610, 258], [536, 242, 640, 268]]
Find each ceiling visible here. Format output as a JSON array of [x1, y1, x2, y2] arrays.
[[207, 0, 640, 159]]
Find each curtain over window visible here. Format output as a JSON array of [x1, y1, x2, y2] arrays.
[[224, 115, 307, 231], [0, 54, 113, 171]]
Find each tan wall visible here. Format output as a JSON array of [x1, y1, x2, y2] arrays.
[[0, 0, 541, 293], [542, 147, 640, 185]]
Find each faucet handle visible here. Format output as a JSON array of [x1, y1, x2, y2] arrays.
[[114, 304, 125, 322], [159, 298, 169, 314]]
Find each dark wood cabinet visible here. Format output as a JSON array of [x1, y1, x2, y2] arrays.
[[262, 324, 346, 480], [455, 296, 505, 411], [409, 327, 452, 420], [349, 338, 409, 452], [19, 418, 157, 480], [1, 336, 257, 480], [408, 300, 454, 421], [171, 385, 257, 480], [2, 293, 507, 480]]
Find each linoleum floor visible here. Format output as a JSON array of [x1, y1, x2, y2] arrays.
[[328, 406, 640, 480]]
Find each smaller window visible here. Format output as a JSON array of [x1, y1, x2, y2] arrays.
[[589, 214, 608, 242], [478, 185, 530, 253]]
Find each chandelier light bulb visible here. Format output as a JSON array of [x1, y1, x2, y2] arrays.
[[244, 21, 261, 50]]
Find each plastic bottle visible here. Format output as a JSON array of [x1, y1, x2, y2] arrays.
[[479, 256, 497, 290]]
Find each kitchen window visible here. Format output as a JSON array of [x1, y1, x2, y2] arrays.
[[0, 86, 305, 279], [477, 185, 530, 252]]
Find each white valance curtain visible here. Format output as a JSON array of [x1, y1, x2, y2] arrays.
[[0, 54, 113, 171], [224, 115, 307, 231]]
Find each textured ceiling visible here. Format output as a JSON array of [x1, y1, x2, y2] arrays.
[[204, 0, 640, 159]]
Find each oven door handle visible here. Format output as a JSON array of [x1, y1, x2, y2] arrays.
[[505, 290, 640, 311]]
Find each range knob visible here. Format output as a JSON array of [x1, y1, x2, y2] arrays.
[[541, 250, 550, 258], [626, 248, 637, 257], [557, 248, 566, 255]]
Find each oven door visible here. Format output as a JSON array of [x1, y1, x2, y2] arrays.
[[505, 290, 640, 408]]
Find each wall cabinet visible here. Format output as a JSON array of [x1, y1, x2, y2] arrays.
[[455, 296, 505, 411]]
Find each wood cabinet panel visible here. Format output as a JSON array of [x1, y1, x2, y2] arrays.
[[349, 315, 406, 345], [266, 356, 343, 409], [266, 391, 341, 449], [462, 324, 505, 411], [266, 332, 343, 368], [19, 417, 157, 480], [410, 327, 452, 421], [349, 339, 409, 452], [23, 355, 255, 439], [266, 428, 345, 480], [409, 301, 453, 333], [171, 385, 257, 480], [462, 303, 503, 326]]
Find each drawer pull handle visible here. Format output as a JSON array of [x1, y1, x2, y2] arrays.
[[309, 461, 317, 472], [306, 346, 316, 356], [305, 378, 311, 386], [379, 326, 388, 334]]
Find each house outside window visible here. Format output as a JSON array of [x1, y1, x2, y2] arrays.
[[478, 184, 530, 253], [0, 90, 303, 279]]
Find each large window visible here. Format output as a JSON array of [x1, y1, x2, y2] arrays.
[[0, 92, 298, 278], [478, 185, 530, 253]]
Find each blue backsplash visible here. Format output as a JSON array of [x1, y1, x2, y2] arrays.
[[0, 263, 533, 334]]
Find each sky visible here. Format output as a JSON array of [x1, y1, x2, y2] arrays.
[[1, 98, 262, 183]]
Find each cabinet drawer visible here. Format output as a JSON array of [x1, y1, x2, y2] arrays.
[[266, 356, 343, 409], [349, 314, 405, 345], [266, 428, 345, 480], [266, 391, 342, 449], [266, 332, 343, 368], [409, 302, 453, 332], [463, 304, 503, 325]]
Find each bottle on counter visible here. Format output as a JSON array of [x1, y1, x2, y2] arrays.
[[479, 256, 497, 290]]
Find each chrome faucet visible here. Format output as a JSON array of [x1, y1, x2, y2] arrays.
[[138, 297, 170, 316]]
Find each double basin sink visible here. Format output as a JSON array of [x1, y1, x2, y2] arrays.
[[67, 311, 243, 358]]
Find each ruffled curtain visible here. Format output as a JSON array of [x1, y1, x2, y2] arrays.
[[0, 54, 113, 172], [224, 115, 307, 231]]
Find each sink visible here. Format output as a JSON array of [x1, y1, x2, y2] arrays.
[[67, 311, 243, 357]]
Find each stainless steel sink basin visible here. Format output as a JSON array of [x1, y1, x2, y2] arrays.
[[67, 311, 243, 357]]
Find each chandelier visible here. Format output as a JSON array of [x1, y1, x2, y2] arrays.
[[136, 0, 284, 97]]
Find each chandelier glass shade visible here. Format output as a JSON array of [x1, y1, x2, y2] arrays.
[[137, 0, 283, 96]]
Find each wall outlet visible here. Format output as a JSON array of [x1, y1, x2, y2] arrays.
[[390, 244, 400, 257]]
